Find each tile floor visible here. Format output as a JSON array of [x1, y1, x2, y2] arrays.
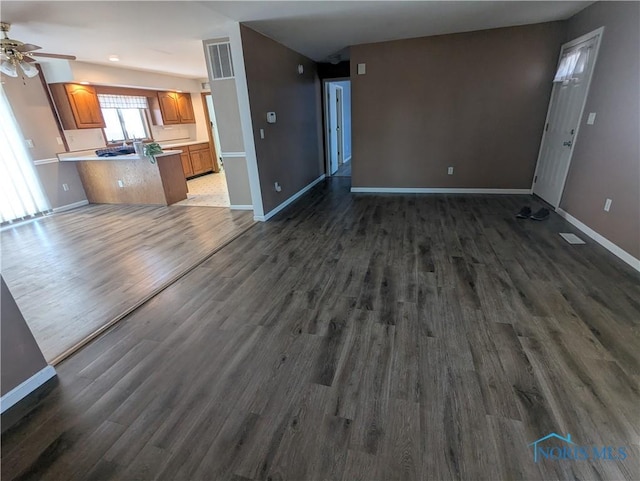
[[176, 171, 230, 207]]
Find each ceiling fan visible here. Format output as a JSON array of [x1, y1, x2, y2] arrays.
[[1, 21, 76, 78]]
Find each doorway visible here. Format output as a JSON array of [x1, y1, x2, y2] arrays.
[[176, 93, 230, 207], [324, 79, 352, 177], [532, 28, 603, 208]]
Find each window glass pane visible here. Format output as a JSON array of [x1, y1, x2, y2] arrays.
[[102, 109, 125, 142], [121, 109, 148, 140]]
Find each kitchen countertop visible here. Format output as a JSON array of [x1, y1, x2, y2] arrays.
[[60, 150, 182, 162]]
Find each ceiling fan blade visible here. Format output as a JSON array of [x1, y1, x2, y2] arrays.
[[16, 43, 42, 52], [30, 52, 76, 60]]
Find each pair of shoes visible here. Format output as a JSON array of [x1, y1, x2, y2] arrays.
[[531, 208, 550, 221], [516, 206, 531, 219], [516, 206, 550, 221]]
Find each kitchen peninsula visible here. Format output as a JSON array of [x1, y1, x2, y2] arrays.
[[60, 151, 187, 205]]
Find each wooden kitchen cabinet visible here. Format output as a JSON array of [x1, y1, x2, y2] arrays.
[[49, 83, 106, 130], [180, 149, 194, 177], [156, 92, 195, 125], [178, 143, 214, 179], [188, 143, 213, 176]]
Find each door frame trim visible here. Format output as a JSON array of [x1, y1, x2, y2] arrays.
[[322, 78, 350, 176], [531, 26, 605, 208], [200, 92, 220, 173]]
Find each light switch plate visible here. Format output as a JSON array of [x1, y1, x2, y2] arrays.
[[357, 63, 366, 75], [260, 129, 265, 139], [56, 136, 64, 145], [587, 112, 596, 125], [604, 198, 612, 212]]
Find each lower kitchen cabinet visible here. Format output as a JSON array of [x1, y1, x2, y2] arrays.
[[180, 150, 194, 177], [178, 143, 215, 179]]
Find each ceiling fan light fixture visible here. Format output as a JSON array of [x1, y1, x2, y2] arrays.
[[19, 59, 39, 78], [0, 58, 18, 77]]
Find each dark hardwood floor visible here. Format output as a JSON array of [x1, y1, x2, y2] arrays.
[[2, 177, 639, 480], [1, 204, 254, 363]]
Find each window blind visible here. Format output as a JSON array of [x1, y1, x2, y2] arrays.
[[553, 45, 591, 83], [98, 94, 149, 109]]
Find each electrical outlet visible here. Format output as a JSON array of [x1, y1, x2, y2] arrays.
[[260, 128, 265, 139], [117, 180, 124, 188], [604, 198, 612, 212], [56, 136, 64, 145], [62, 183, 69, 192], [25, 139, 34, 148], [274, 182, 282, 192], [587, 112, 597, 125], [447, 167, 454, 175]]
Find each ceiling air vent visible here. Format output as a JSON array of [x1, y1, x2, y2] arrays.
[[208, 42, 234, 80]]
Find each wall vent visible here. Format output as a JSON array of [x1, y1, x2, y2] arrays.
[[208, 42, 234, 80]]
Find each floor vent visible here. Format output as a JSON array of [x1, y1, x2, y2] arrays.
[[559, 233, 586, 245]]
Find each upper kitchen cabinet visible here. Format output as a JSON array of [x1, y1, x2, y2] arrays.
[[49, 83, 106, 130], [156, 91, 195, 125]]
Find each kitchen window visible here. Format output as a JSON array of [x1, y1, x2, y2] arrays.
[[98, 94, 151, 143]]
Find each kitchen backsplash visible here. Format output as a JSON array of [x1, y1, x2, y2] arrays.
[[150, 124, 195, 142]]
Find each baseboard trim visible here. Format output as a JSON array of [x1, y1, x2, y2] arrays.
[[350, 187, 531, 194], [0, 365, 56, 414], [556, 208, 640, 272], [255, 174, 326, 222], [52, 200, 89, 213], [230, 204, 253, 210]]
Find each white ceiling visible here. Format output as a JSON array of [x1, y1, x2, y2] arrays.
[[1, 1, 592, 79]]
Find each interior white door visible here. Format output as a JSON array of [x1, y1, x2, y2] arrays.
[[328, 84, 339, 175], [336, 86, 344, 166], [533, 31, 601, 207]]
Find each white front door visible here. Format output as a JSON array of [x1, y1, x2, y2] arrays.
[[532, 29, 602, 207]]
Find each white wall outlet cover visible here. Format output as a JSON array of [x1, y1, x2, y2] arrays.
[[297, 64, 304, 74], [260, 128, 265, 139], [62, 183, 69, 192], [25, 139, 34, 148], [587, 112, 596, 125], [56, 137, 64, 145], [604, 198, 612, 212], [447, 167, 454, 175], [357, 63, 366, 75], [267, 112, 276, 123], [117, 180, 124, 188]]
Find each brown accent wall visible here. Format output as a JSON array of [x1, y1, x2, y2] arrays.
[[350, 22, 565, 189], [560, 1, 640, 259], [240, 25, 324, 214], [3, 73, 88, 209], [1, 277, 48, 397]]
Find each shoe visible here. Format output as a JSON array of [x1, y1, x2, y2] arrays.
[[516, 206, 532, 219], [531, 208, 550, 221]]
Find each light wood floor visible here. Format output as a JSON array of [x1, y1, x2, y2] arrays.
[[2, 178, 639, 480], [0, 204, 254, 362]]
